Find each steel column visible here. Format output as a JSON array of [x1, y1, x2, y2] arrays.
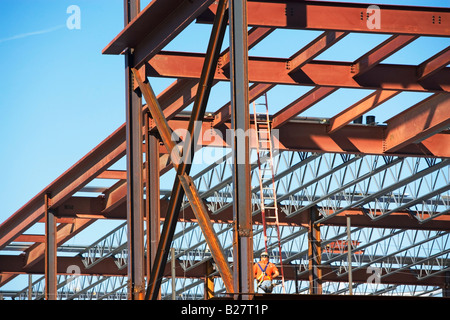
[[308, 207, 322, 295], [44, 193, 57, 300], [144, 0, 228, 299], [148, 132, 161, 276], [347, 216, 353, 295], [145, 113, 161, 296], [229, 0, 253, 297], [124, 0, 145, 300]]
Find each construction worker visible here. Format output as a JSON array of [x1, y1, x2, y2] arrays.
[[253, 251, 279, 293]]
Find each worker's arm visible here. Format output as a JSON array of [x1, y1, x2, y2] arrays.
[[273, 269, 280, 279], [270, 264, 279, 279]]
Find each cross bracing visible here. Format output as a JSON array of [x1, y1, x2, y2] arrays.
[[0, 0, 449, 300]]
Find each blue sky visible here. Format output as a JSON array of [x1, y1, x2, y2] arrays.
[[0, 0, 449, 232]]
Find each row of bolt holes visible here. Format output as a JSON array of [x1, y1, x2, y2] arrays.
[[360, 12, 442, 24], [283, 9, 443, 24]]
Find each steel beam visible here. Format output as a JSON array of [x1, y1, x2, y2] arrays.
[[288, 31, 348, 75], [144, 0, 228, 300], [147, 130, 161, 281], [352, 35, 418, 77], [229, 0, 253, 297], [327, 90, 401, 134], [56, 195, 450, 231], [147, 52, 450, 93], [103, 0, 215, 68], [1, 256, 446, 288], [200, 1, 450, 36], [272, 86, 338, 129], [384, 93, 450, 152], [179, 173, 233, 293], [417, 47, 450, 81]]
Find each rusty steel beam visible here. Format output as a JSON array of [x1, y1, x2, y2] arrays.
[[272, 86, 338, 129], [417, 46, 450, 81], [384, 93, 450, 153], [103, 0, 215, 68], [145, 0, 229, 300], [200, 1, 450, 36], [0, 255, 444, 288], [351, 35, 418, 77], [132, 68, 180, 163], [287, 31, 348, 75], [147, 52, 450, 93], [275, 120, 450, 158], [55, 196, 450, 232], [327, 90, 401, 134], [0, 255, 127, 277], [14, 234, 45, 243], [164, 116, 450, 158], [179, 173, 234, 292], [97, 170, 127, 180]]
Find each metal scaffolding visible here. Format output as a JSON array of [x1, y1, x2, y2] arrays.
[[0, 0, 449, 300]]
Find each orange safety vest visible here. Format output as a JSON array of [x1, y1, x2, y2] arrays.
[[254, 261, 278, 282]]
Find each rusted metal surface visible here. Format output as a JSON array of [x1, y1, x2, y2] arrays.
[[1, 0, 449, 299]]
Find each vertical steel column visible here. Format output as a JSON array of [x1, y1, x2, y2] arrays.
[[124, 0, 145, 300], [149, 133, 161, 299], [146, 119, 161, 283], [44, 193, 57, 300], [229, 0, 253, 297], [347, 216, 353, 295], [171, 247, 176, 300], [145, 0, 228, 300], [308, 207, 322, 295]]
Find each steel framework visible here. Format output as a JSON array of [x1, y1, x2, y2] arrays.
[[0, 0, 449, 300]]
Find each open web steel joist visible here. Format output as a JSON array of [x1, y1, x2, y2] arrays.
[[0, 0, 449, 300]]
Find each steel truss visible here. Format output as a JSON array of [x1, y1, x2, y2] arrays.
[[0, 0, 449, 300], [4, 151, 449, 299]]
